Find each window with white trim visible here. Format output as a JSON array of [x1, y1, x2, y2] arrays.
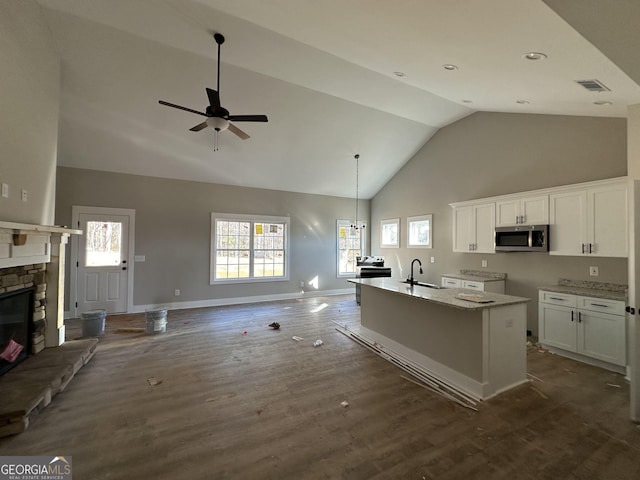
[[211, 213, 289, 283], [337, 219, 366, 277]]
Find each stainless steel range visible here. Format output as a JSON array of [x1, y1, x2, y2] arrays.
[[355, 256, 391, 305]]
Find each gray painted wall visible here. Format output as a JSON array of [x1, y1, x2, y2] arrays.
[[0, 1, 59, 225], [371, 112, 628, 334], [56, 167, 369, 309]]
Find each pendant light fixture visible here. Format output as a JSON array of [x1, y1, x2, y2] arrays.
[[350, 154, 366, 235]]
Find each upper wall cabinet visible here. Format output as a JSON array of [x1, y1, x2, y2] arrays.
[[453, 202, 495, 253], [451, 177, 627, 258], [549, 181, 627, 257], [495, 195, 549, 227]]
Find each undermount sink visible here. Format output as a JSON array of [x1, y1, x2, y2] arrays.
[[401, 280, 442, 289]]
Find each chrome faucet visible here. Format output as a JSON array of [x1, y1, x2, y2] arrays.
[[408, 258, 423, 286]]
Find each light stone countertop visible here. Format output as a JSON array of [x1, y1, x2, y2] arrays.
[[349, 277, 530, 311], [538, 285, 627, 302], [441, 271, 506, 283]]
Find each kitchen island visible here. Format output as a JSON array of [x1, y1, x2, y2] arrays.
[[349, 278, 530, 400]]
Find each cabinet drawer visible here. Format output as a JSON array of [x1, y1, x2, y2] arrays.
[[539, 290, 577, 307], [577, 296, 625, 316], [441, 277, 461, 288], [462, 280, 484, 291]]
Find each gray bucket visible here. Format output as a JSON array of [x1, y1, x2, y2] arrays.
[[145, 309, 168, 335], [82, 309, 106, 337]]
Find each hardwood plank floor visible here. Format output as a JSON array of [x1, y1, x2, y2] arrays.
[[1, 295, 639, 479]]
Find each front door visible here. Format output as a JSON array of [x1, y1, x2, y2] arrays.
[[76, 212, 131, 314]]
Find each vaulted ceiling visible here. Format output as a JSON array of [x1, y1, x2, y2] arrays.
[[36, 0, 640, 199]]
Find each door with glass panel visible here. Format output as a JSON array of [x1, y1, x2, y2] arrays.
[[77, 213, 130, 314]]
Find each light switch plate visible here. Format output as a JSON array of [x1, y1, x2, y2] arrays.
[[430, 257, 435, 263], [481, 260, 488, 268], [134, 255, 146, 262], [1, 183, 8, 198]]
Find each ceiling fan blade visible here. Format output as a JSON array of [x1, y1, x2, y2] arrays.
[[227, 114, 268, 122], [206, 88, 221, 109], [189, 122, 208, 132], [158, 100, 207, 117], [227, 123, 250, 140]]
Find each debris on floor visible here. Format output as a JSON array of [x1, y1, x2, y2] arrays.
[[527, 373, 544, 383], [606, 383, 622, 388], [313, 339, 323, 347], [292, 336, 304, 342], [340, 401, 349, 408], [268, 322, 280, 329], [243, 331, 248, 335], [115, 327, 145, 334], [147, 377, 162, 386]]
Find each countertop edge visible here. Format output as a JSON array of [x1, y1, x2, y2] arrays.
[[350, 278, 530, 310], [538, 285, 626, 302]]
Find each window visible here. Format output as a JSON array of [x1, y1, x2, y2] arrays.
[[337, 220, 366, 277], [211, 213, 289, 283], [380, 218, 400, 248], [407, 214, 433, 248], [85, 221, 122, 266]]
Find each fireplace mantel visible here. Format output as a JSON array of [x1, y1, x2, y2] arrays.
[[0, 221, 81, 269]]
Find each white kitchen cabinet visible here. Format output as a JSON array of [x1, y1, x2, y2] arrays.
[[452, 202, 495, 253], [538, 291, 626, 369], [495, 195, 548, 227], [441, 277, 461, 288], [549, 182, 627, 257], [441, 276, 505, 294]]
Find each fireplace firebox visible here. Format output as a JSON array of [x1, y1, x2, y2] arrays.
[[0, 287, 34, 377]]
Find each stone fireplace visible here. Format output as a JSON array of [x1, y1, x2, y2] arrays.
[[0, 221, 81, 373]]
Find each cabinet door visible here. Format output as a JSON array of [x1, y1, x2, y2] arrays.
[[473, 203, 495, 253], [462, 280, 484, 291], [453, 206, 474, 252], [577, 310, 626, 366], [539, 303, 576, 351], [441, 277, 461, 288], [495, 199, 519, 227], [521, 195, 549, 225], [549, 190, 588, 256], [588, 184, 628, 257]]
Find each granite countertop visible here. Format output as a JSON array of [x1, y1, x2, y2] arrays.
[[538, 278, 627, 302], [349, 277, 529, 311], [442, 270, 507, 283]]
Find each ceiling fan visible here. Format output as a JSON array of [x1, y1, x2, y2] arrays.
[[158, 33, 268, 147]]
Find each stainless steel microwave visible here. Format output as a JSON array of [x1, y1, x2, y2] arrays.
[[495, 225, 548, 252]]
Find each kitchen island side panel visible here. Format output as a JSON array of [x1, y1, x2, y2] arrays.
[[360, 284, 484, 381]]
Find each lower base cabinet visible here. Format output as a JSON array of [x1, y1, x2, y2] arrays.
[[538, 290, 626, 368], [441, 276, 505, 294]]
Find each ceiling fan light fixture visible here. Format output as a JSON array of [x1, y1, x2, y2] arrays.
[[206, 116, 229, 131]]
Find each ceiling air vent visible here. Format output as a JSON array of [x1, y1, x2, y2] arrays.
[[575, 79, 610, 92]]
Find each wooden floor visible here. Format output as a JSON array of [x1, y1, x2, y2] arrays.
[[1, 295, 639, 479]]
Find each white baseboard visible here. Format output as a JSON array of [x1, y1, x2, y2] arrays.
[[127, 288, 354, 314]]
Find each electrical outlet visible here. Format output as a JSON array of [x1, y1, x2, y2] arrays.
[[589, 266, 599, 277], [21, 189, 28, 202], [481, 260, 488, 268], [174, 289, 181, 296], [430, 257, 435, 263], [300, 281, 305, 288], [1, 183, 8, 198]]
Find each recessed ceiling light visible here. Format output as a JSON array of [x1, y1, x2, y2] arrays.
[[442, 64, 458, 71], [594, 100, 613, 106], [523, 52, 547, 61], [393, 71, 406, 77], [516, 100, 530, 104]]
